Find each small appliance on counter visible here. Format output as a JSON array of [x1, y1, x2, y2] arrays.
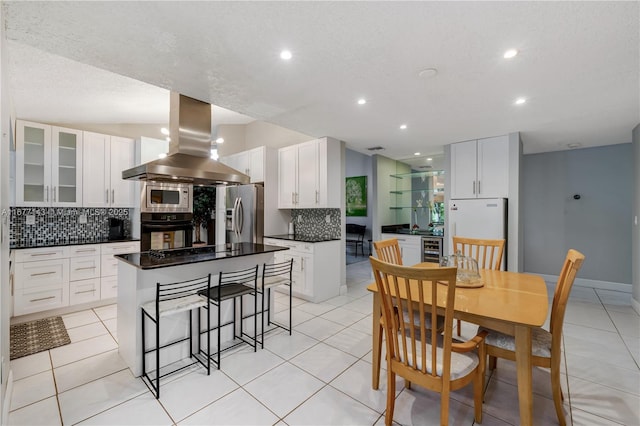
[[108, 218, 126, 240]]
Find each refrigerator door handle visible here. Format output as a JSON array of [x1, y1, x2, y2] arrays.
[[236, 198, 244, 236], [231, 197, 239, 237]]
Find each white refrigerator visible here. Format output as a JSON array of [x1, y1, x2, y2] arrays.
[[447, 198, 507, 268]]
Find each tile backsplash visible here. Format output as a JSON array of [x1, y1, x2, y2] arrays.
[[291, 208, 341, 239], [10, 207, 133, 247]]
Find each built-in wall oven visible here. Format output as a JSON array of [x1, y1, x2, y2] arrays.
[[140, 182, 194, 251]]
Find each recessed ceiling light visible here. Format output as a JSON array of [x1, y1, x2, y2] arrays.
[[414, 152, 420, 156], [418, 68, 438, 78], [160, 127, 169, 135], [280, 50, 292, 60], [171, 176, 178, 180], [216, 137, 224, 144], [158, 153, 167, 159], [567, 143, 582, 149], [515, 97, 526, 105], [426, 158, 433, 161], [357, 98, 367, 105], [210, 148, 219, 160], [504, 49, 519, 59], [400, 124, 407, 130]]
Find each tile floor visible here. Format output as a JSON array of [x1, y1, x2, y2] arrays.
[[8, 260, 640, 425]]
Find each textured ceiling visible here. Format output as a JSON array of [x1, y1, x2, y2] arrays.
[[3, 1, 639, 159]]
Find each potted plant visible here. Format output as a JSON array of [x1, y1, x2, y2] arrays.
[[192, 186, 216, 245]]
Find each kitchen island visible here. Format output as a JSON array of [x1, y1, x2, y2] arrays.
[[115, 242, 288, 376]]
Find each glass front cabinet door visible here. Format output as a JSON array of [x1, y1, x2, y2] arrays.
[[16, 120, 83, 207]]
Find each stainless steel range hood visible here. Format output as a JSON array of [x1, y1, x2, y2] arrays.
[[122, 92, 249, 185]]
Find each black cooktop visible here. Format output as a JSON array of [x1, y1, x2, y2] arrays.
[[147, 243, 243, 259]]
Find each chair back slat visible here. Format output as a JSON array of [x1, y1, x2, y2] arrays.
[[263, 259, 294, 278], [373, 238, 403, 265], [452, 237, 505, 270], [219, 265, 259, 287], [370, 256, 458, 384], [156, 275, 211, 302]]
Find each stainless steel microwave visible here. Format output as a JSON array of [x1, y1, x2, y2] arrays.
[[141, 183, 193, 213]]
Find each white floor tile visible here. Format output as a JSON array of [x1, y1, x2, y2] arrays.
[[295, 316, 346, 341], [564, 333, 638, 371], [487, 358, 568, 399], [321, 306, 367, 326], [350, 315, 374, 335], [565, 351, 640, 395], [274, 308, 314, 326], [50, 333, 118, 367], [264, 331, 319, 360], [54, 349, 128, 393], [571, 407, 627, 425], [102, 317, 117, 340], [341, 296, 374, 315], [67, 321, 109, 343], [179, 388, 279, 425], [295, 301, 337, 317], [58, 369, 148, 425], [244, 362, 324, 417], [568, 375, 640, 425], [323, 326, 372, 358], [608, 310, 640, 338], [93, 304, 117, 321], [10, 351, 51, 381], [158, 369, 239, 422], [621, 334, 640, 364], [7, 396, 61, 426], [284, 385, 380, 425], [77, 393, 173, 425], [220, 347, 284, 385], [10, 370, 56, 411], [62, 309, 100, 329], [290, 342, 357, 382], [564, 303, 617, 332], [391, 385, 480, 426]]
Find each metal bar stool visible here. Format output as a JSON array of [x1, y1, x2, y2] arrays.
[[199, 265, 259, 369], [141, 274, 211, 399], [259, 259, 294, 348]]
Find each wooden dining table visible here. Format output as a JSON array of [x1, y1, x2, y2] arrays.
[[367, 262, 549, 426]]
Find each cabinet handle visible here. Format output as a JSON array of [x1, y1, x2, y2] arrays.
[[106, 189, 109, 203], [75, 289, 96, 295], [301, 257, 304, 271], [31, 271, 56, 277], [296, 193, 299, 204], [76, 248, 97, 253], [477, 180, 481, 194], [46, 186, 49, 202], [30, 296, 55, 302], [75, 266, 96, 271], [292, 192, 295, 205], [111, 189, 115, 204], [53, 186, 56, 202], [315, 190, 319, 203], [30, 252, 57, 257], [472, 181, 476, 195]]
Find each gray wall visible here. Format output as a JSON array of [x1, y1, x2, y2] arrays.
[[345, 149, 373, 242], [523, 143, 633, 284], [632, 124, 639, 304]]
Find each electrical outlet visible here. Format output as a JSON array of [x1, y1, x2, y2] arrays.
[[26, 215, 35, 225], [78, 214, 88, 224], [325, 215, 331, 223]]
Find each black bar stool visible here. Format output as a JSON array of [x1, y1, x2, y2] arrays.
[[259, 259, 294, 348], [141, 274, 211, 399]]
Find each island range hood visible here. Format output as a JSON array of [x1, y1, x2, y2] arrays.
[[122, 92, 250, 185]]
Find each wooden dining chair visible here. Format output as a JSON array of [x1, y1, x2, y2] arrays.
[[452, 236, 505, 335], [370, 256, 487, 426], [481, 249, 585, 426]]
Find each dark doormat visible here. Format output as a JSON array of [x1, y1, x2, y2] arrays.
[[10, 316, 71, 360]]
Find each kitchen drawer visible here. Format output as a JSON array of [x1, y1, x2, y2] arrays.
[[101, 254, 119, 277], [70, 256, 101, 281], [101, 241, 139, 255], [14, 246, 69, 262], [70, 278, 101, 305], [14, 259, 68, 291], [264, 238, 313, 254], [69, 244, 101, 257], [14, 287, 69, 316], [100, 276, 118, 299]]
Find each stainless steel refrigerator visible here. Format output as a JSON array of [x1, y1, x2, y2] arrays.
[[218, 184, 264, 244]]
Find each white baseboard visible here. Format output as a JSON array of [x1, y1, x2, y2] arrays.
[[532, 273, 632, 294], [632, 297, 640, 316], [2, 369, 13, 425]]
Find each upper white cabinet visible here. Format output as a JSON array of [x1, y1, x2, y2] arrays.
[[220, 146, 266, 183], [278, 137, 340, 209], [450, 135, 509, 199], [16, 120, 83, 207], [83, 132, 136, 208]]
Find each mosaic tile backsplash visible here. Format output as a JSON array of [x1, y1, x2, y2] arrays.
[[10, 207, 133, 248], [290, 208, 341, 239]]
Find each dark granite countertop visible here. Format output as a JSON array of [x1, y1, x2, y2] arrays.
[[382, 229, 444, 237], [115, 242, 289, 270], [264, 234, 341, 243], [10, 237, 140, 250]]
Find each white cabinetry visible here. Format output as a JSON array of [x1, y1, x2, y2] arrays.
[[220, 146, 266, 183], [69, 245, 101, 305], [450, 135, 509, 199], [277, 137, 340, 209], [264, 238, 341, 302], [16, 120, 83, 207], [83, 132, 135, 208], [380, 233, 423, 266], [100, 241, 139, 299]]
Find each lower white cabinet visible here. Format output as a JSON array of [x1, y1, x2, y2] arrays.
[[380, 233, 423, 266], [264, 238, 340, 302], [12, 241, 139, 316]]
